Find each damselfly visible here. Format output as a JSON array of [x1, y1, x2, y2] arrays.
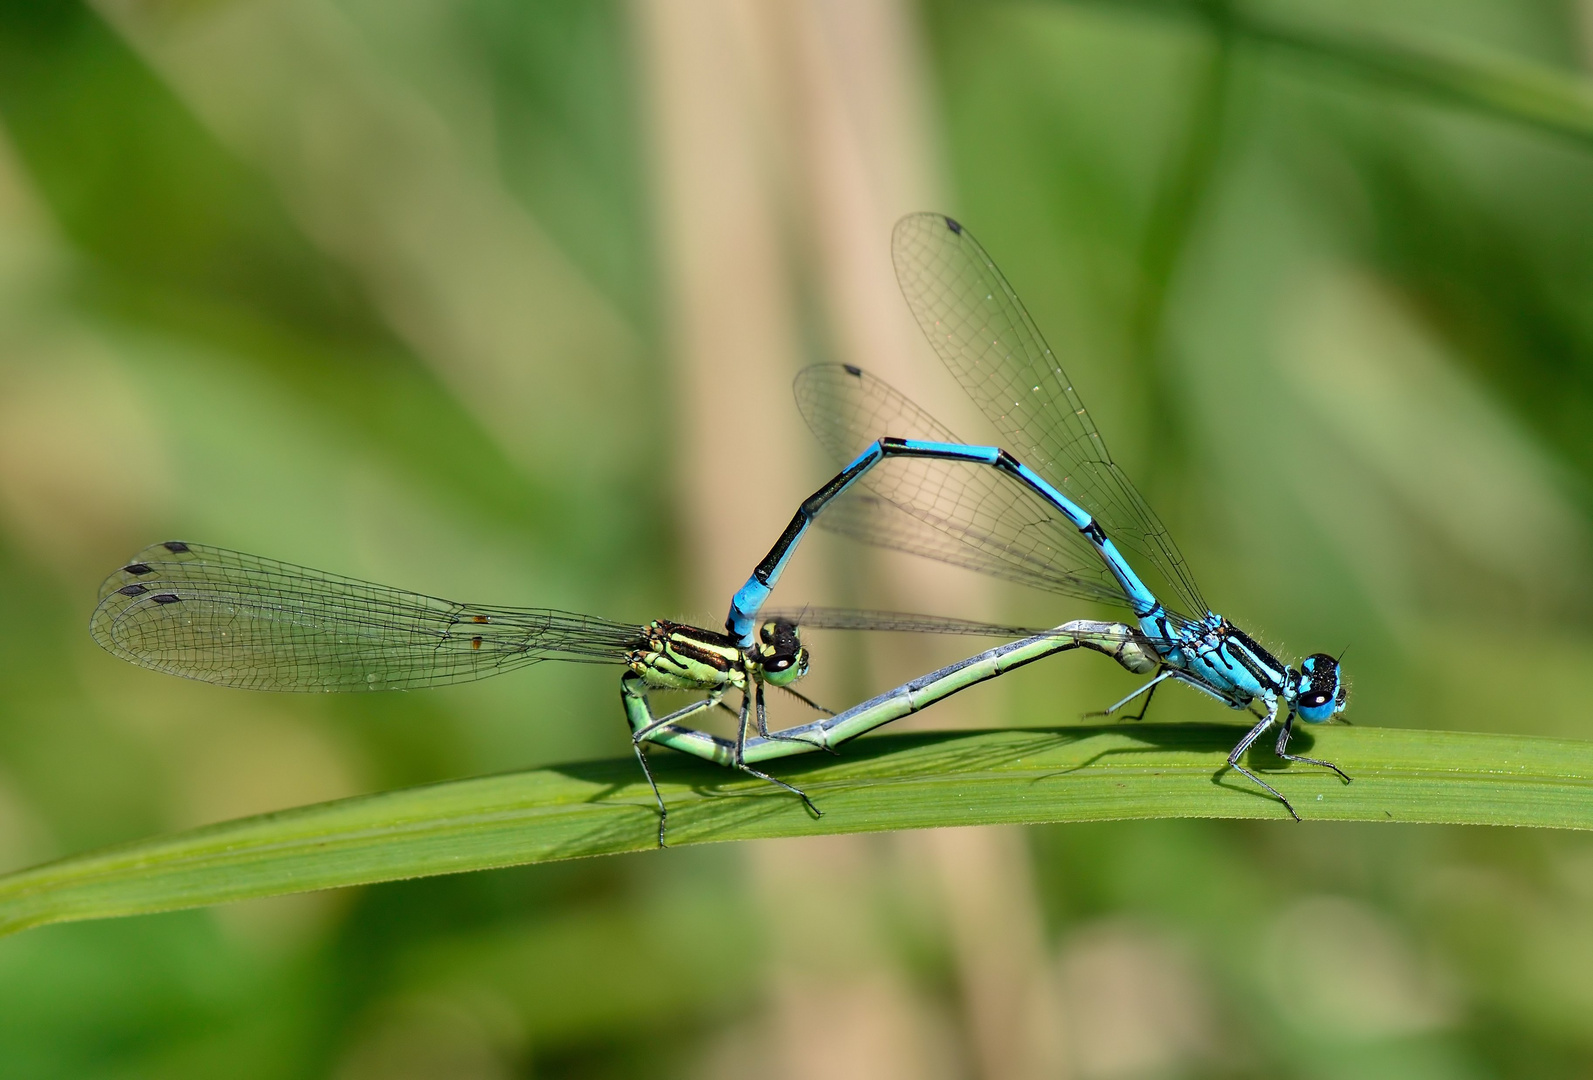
[[726, 213, 1350, 819], [92, 541, 1128, 843]]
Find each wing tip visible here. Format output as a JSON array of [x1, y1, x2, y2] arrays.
[[893, 210, 955, 246]]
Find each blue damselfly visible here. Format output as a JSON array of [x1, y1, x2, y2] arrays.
[[725, 214, 1350, 819]]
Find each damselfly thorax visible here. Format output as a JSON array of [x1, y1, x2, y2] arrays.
[[627, 621, 746, 692], [1153, 615, 1293, 708], [626, 619, 809, 694]]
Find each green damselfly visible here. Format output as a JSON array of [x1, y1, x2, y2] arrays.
[[92, 542, 1154, 843]]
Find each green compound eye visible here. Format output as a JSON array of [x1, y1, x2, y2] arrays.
[[762, 645, 809, 687], [755, 619, 805, 686]]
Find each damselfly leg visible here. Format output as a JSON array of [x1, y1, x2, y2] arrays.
[[1087, 670, 1173, 722], [779, 683, 837, 717], [1221, 706, 1348, 823], [755, 682, 832, 750], [619, 672, 675, 847], [735, 689, 821, 819], [1224, 705, 1301, 821], [629, 688, 725, 743], [1274, 711, 1352, 784]]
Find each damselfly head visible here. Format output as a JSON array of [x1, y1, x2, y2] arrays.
[[757, 618, 809, 687], [1294, 653, 1347, 723]]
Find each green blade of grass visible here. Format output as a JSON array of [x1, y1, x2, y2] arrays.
[[1066, 0, 1593, 147], [1, 723, 1591, 936]]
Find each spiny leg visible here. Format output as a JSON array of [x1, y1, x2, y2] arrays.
[[631, 740, 668, 848], [619, 673, 673, 846], [1118, 681, 1158, 723], [1274, 711, 1351, 784], [623, 679, 744, 846], [779, 683, 836, 717], [1087, 669, 1172, 721], [754, 682, 772, 737], [631, 690, 722, 743], [755, 681, 833, 751], [735, 690, 821, 818], [1223, 705, 1300, 822]]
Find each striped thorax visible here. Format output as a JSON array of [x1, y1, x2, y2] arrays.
[[628, 621, 745, 693], [626, 618, 810, 693]]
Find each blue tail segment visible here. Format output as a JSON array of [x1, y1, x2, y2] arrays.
[[726, 444, 881, 647], [724, 435, 1161, 646]]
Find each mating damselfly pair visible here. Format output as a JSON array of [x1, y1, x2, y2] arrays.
[[91, 214, 1349, 844]]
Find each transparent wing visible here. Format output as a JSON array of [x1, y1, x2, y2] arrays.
[[818, 491, 1109, 600], [90, 542, 645, 692], [795, 364, 1140, 611], [892, 212, 1209, 619], [765, 607, 1179, 658], [764, 606, 1055, 638]]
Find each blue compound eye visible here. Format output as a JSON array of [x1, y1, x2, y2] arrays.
[[1296, 654, 1344, 723], [1298, 694, 1335, 722]]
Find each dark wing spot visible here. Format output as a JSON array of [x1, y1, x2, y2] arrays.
[[944, 216, 962, 234], [118, 584, 149, 597], [471, 614, 489, 624], [151, 593, 182, 605], [843, 364, 862, 377], [124, 563, 154, 576], [162, 541, 190, 553], [471, 636, 483, 650]]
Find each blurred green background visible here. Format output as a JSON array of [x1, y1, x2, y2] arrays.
[[2, 0, 1593, 1076]]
